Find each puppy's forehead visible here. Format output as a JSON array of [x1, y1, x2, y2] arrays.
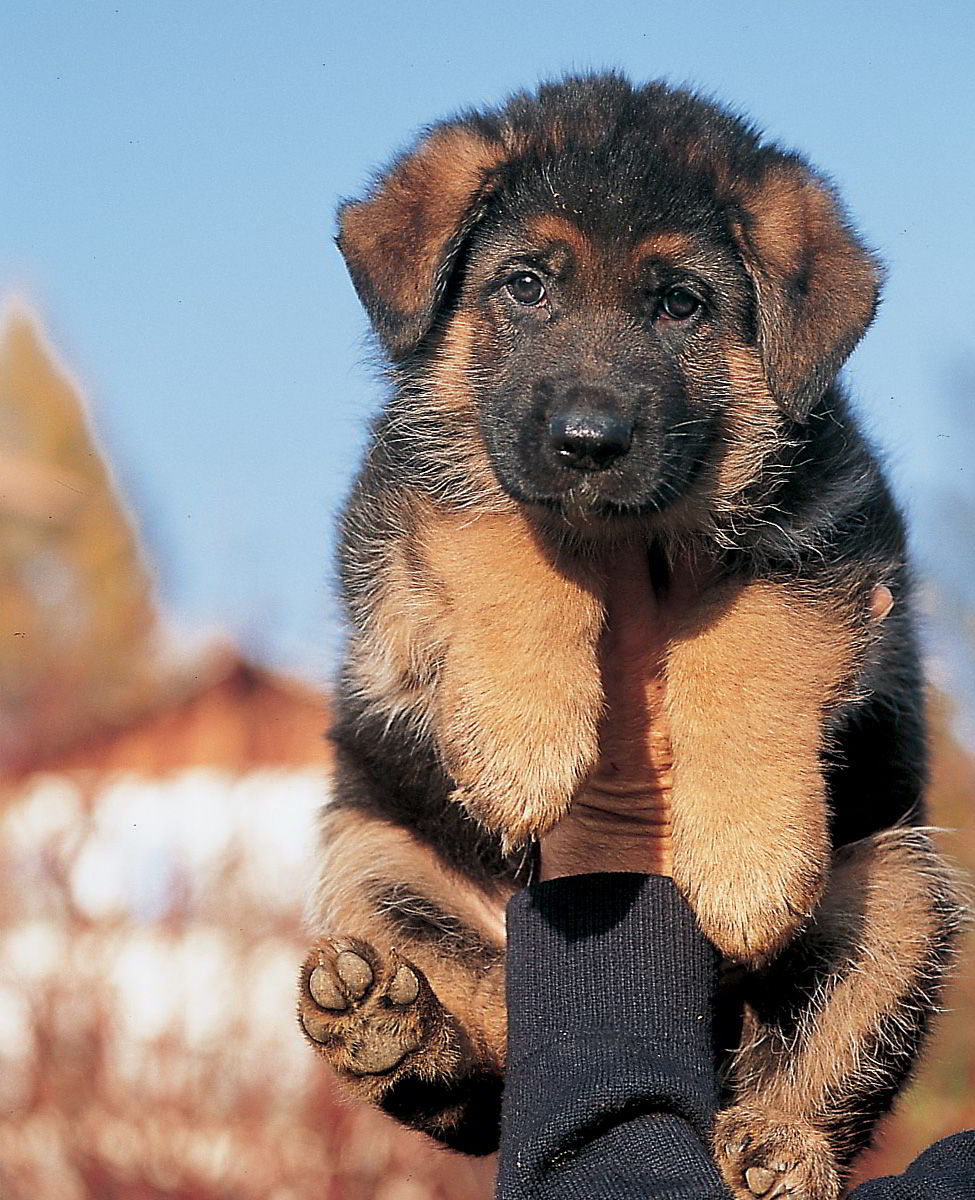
[[501, 136, 721, 232], [498, 212, 704, 277], [631, 230, 695, 260]]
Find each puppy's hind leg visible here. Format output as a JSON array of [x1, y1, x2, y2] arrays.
[[299, 806, 511, 1153], [715, 826, 965, 1200]]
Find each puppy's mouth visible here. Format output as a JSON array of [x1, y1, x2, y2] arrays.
[[487, 406, 709, 521], [478, 378, 714, 522]]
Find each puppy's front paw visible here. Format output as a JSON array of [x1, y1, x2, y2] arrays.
[[714, 1104, 841, 1200], [675, 850, 823, 966], [299, 937, 462, 1092], [450, 771, 578, 854], [442, 711, 597, 851]]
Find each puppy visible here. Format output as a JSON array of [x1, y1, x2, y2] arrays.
[[298, 74, 962, 1198]]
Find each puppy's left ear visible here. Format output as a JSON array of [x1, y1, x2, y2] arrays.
[[731, 154, 884, 421], [337, 124, 503, 360]]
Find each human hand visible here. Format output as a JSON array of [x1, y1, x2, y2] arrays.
[[539, 546, 674, 879], [538, 553, 896, 883]]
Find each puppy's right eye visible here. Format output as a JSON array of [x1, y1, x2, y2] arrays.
[[659, 286, 700, 321], [506, 272, 546, 306]]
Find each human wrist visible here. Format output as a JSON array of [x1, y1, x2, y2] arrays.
[[506, 874, 717, 1053], [538, 791, 673, 879]]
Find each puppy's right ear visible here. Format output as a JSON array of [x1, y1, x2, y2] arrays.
[[337, 124, 503, 360]]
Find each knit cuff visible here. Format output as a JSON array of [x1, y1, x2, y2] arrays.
[[505, 873, 718, 1058]]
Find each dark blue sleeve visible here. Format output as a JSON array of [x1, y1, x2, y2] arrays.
[[496, 872, 729, 1198], [848, 1132, 975, 1199], [496, 872, 975, 1199]]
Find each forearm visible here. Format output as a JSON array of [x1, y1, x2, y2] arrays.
[[848, 1133, 975, 1198], [497, 875, 975, 1200], [497, 873, 728, 1199]]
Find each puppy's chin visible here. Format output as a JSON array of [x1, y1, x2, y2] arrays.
[[487, 456, 702, 533]]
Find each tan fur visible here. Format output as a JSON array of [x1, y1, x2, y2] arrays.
[[523, 212, 595, 263], [310, 807, 509, 1069], [713, 827, 965, 1196], [741, 166, 809, 279], [632, 230, 693, 261], [347, 496, 607, 833], [732, 164, 882, 409], [427, 309, 480, 413], [712, 346, 784, 509], [345, 506, 447, 738], [665, 578, 858, 963], [420, 312, 509, 506], [646, 343, 785, 540], [731, 828, 959, 1115], [314, 807, 510, 952], [338, 127, 502, 338], [420, 507, 605, 849]]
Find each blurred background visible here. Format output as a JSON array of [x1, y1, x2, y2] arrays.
[[1, 3, 973, 1197]]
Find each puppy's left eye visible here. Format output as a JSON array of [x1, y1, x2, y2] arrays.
[[659, 286, 700, 321], [506, 272, 546, 306]]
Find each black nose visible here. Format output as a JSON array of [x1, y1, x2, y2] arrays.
[[548, 406, 633, 471]]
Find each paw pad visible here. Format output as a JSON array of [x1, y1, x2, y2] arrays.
[[299, 939, 435, 1078], [336, 950, 374, 997], [388, 963, 420, 1006], [745, 1165, 783, 1197], [308, 965, 347, 1010], [714, 1104, 840, 1200]]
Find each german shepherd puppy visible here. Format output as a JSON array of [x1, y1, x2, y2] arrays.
[[298, 75, 962, 1198]]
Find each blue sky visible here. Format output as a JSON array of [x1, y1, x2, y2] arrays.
[[2, 2, 974, 717]]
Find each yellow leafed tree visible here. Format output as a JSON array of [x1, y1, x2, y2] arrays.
[[0, 306, 159, 774]]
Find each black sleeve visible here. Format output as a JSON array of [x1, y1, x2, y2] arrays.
[[496, 872, 975, 1200], [848, 1132, 975, 1199], [496, 872, 729, 1199]]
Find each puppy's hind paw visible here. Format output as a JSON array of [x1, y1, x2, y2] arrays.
[[298, 937, 462, 1088], [714, 1104, 841, 1200]]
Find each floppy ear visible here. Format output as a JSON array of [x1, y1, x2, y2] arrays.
[[337, 124, 503, 360], [732, 155, 883, 420]]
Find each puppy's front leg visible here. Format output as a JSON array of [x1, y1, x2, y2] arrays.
[[422, 509, 605, 849], [666, 579, 856, 964]]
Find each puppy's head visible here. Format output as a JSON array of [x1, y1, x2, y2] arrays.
[[338, 75, 882, 526]]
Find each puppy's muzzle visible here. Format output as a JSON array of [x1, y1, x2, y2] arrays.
[[547, 396, 633, 472]]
